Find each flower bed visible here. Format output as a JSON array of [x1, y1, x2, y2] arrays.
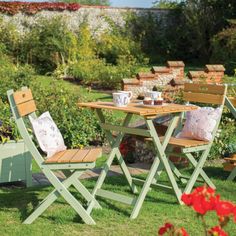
[[0, 2, 82, 15]]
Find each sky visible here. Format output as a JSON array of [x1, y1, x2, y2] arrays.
[[111, 0, 154, 8]]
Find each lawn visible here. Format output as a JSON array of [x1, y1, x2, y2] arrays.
[[0, 165, 236, 235], [1, 69, 236, 236]]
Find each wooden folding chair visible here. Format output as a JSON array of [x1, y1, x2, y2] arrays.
[[162, 83, 227, 194], [7, 88, 102, 225]]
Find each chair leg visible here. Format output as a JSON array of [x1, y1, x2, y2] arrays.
[[184, 149, 211, 194], [62, 170, 101, 209], [24, 171, 77, 224], [24, 170, 96, 225], [227, 167, 236, 181], [185, 153, 215, 189]]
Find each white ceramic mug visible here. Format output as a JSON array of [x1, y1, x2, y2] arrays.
[[118, 90, 133, 102], [146, 91, 162, 100], [112, 92, 129, 107]]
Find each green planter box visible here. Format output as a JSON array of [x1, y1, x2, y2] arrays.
[[0, 140, 32, 187]]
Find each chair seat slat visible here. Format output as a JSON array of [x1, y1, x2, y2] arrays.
[[82, 148, 101, 162], [44, 150, 66, 163], [160, 137, 209, 148], [58, 149, 79, 163], [70, 149, 91, 163]]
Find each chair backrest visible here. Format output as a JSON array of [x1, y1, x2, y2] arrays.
[[7, 88, 44, 166], [182, 83, 227, 143], [183, 83, 227, 106], [12, 89, 37, 117]]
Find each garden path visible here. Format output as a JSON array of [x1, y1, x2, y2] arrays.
[[31, 163, 151, 186]]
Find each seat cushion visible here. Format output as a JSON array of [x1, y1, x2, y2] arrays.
[[44, 148, 102, 164], [29, 111, 67, 158], [176, 107, 222, 141]]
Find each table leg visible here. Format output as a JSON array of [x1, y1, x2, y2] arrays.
[[92, 110, 138, 196], [130, 116, 183, 219], [146, 118, 183, 204]]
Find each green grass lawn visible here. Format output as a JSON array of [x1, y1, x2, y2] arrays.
[[0, 165, 236, 235], [4, 70, 235, 235]]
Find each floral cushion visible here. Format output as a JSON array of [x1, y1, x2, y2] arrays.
[[29, 111, 67, 158], [176, 107, 222, 142]]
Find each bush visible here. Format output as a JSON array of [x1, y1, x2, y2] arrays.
[[209, 111, 236, 159], [22, 17, 79, 73], [211, 21, 236, 74], [0, 18, 21, 62], [30, 79, 117, 147]]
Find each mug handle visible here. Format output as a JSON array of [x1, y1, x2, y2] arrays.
[[124, 97, 128, 105], [128, 91, 133, 99]]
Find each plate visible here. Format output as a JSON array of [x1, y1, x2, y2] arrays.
[[140, 102, 168, 108]]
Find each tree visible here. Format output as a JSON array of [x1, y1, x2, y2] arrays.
[[152, 0, 179, 9]]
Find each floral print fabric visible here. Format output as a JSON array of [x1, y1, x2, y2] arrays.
[[29, 111, 67, 158], [177, 107, 222, 141]]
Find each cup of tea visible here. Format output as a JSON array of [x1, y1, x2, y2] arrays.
[[146, 91, 162, 101], [117, 90, 133, 103], [112, 92, 129, 107]]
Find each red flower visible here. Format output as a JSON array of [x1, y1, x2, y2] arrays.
[[179, 227, 189, 236], [158, 222, 174, 235], [215, 201, 235, 217], [181, 186, 218, 215], [233, 207, 236, 222], [181, 193, 193, 206], [208, 226, 228, 236]]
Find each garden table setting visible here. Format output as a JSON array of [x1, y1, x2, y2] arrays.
[[78, 90, 198, 219]]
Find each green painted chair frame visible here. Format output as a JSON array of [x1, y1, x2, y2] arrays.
[[7, 88, 102, 225], [163, 83, 228, 194]]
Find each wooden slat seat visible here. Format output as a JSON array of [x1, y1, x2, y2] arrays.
[[161, 137, 209, 148], [145, 136, 209, 147], [44, 148, 102, 164]]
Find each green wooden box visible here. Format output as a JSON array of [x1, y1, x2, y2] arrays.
[[0, 140, 32, 187]]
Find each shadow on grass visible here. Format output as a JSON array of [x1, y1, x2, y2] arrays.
[[0, 183, 44, 221]]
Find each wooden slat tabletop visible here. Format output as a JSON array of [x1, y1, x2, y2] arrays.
[[78, 101, 197, 116]]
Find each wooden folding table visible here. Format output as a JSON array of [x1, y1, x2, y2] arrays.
[[78, 101, 197, 219]]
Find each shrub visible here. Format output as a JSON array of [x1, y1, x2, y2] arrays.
[[22, 17, 79, 73], [29, 79, 116, 148], [97, 25, 145, 65], [211, 21, 236, 74], [0, 18, 21, 62]]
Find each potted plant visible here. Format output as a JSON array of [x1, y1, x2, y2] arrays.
[[0, 101, 32, 187]]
